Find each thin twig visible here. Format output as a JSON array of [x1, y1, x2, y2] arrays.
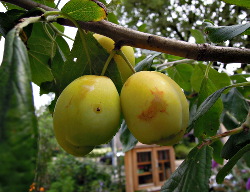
[[198, 109, 250, 149]]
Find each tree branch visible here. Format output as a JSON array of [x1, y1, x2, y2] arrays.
[[2, 0, 250, 63]]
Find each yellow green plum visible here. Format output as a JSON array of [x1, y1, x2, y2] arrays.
[[120, 71, 189, 146], [53, 75, 121, 156]]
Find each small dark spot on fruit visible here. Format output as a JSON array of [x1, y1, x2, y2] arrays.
[[97, 107, 101, 112]]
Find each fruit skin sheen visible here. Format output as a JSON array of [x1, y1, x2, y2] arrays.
[[53, 75, 121, 156], [120, 71, 189, 146], [93, 34, 135, 82]]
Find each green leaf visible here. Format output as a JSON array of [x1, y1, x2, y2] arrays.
[[222, 88, 249, 127], [221, 130, 250, 160], [204, 22, 250, 43], [1, 2, 24, 10], [187, 86, 230, 133], [0, 29, 38, 191], [161, 146, 213, 192], [167, 64, 194, 91], [222, 0, 250, 8], [217, 144, 250, 184], [194, 77, 224, 137], [211, 140, 224, 165], [119, 120, 138, 152], [0, 9, 26, 37], [243, 150, 250, 167], [54, 31, 122, 94], [191, 64, 231, 92], [230, 74, 250, 99], [61, 0, 107, 22], [135, 53, 161, 72], [190, 29, 206, 44], [27, 23, 55, 85]]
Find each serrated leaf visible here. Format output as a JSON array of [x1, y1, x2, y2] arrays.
[[161, 146, 213, 192], [0, 29, 37, 191], [190, 29, 206, 44], [221, 130, 250, 160], [191, 64, 231, 92], [222, 0, 250, 8], [167, 64, 194, 91], [61, 0, 107, 22], [135, 53, 161, 72], [217, 144, 250, 184], [194, 77, 224, 137], [204, 22, 250, 43], [119, 120, 138, 152]]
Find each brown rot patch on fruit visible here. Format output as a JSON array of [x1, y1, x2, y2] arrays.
[[138, 88, 167, 121]]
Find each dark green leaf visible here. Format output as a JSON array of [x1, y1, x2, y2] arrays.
[[27, 23, 55, 85], [135, 53, 161, 72], [190, 29, 206, 44], [0, 29, 38, 191], [61, 0, 107, 22], [204, 22, 250, 43], [119, 120, 138, 152], [230, 74, 250, 99], [222, 88, 249, 126], [0, 9, 26, 37], [211, 140, 224, 165], [187, 86, 230, 133], [221, 130, 250, 160], [167, 64, 194, 91], [222, 0, 250, 8], [243, 150, 250, 167], [194, 77, 224, 137], [161, 146, 213, 192], [217, 144, 250, 184]]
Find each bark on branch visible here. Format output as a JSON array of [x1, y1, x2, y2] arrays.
[[2, 0, 250, 63]]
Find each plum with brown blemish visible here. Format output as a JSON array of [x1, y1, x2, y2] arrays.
[[120, 71, 189, 146]]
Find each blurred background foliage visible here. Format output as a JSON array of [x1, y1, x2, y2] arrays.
[[116, 0, 249, 47]]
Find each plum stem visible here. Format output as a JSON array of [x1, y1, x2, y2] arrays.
[[117, 50, 136, 74], [198, 108, 250, 149], [101, 50, 116, 76]]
